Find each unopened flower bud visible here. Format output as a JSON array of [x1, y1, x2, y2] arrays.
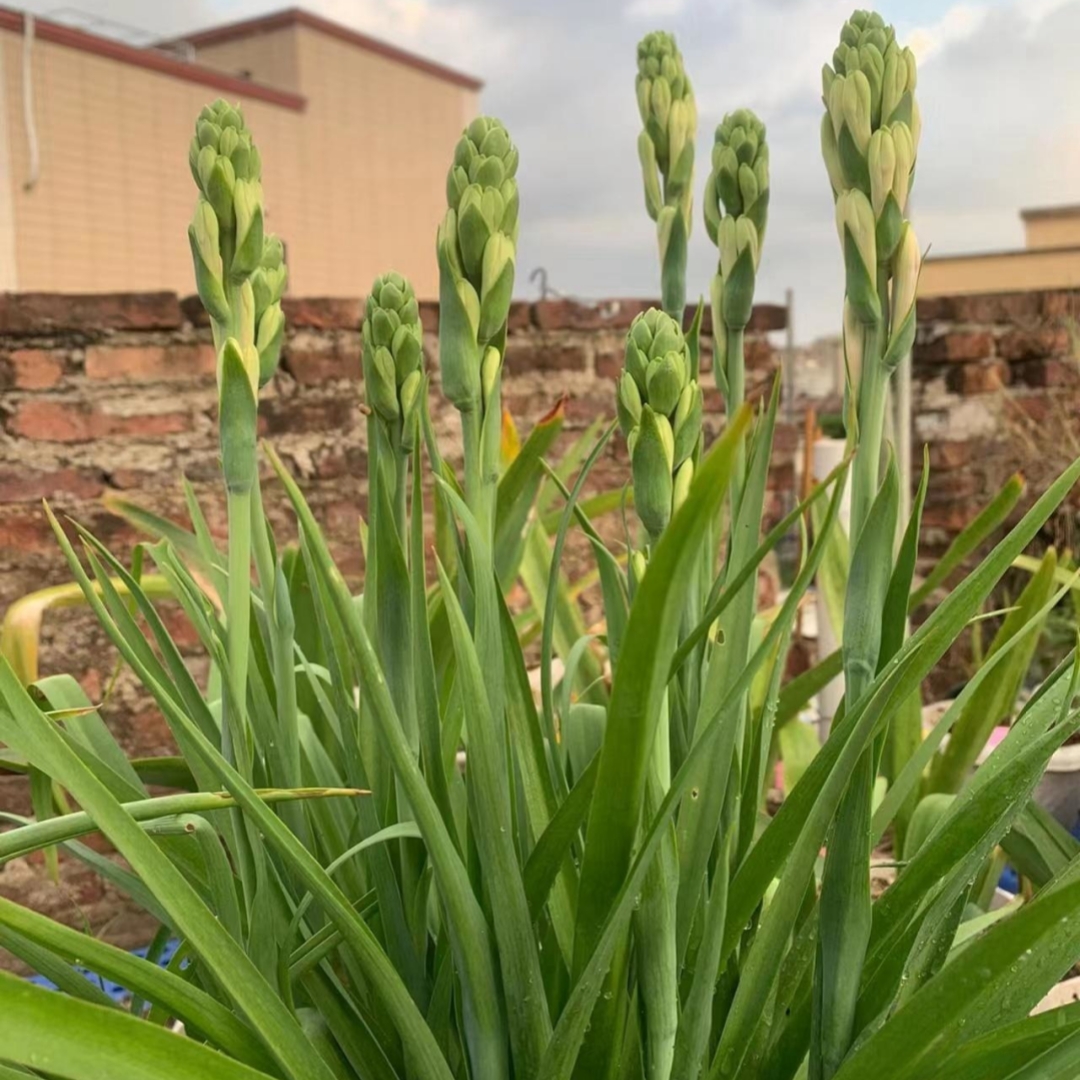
[[633, 405, 675, 538], [868, 127, 896, 218], [672, 382, 702, 467], [890, 224, 920, 332], [673, 458, 693, 513], [836, 189, 877, 288], [646, 352, 686, 416], [842, 70, 873, 155], [617, 370, 643, 437], [478, 233, 515, 343]]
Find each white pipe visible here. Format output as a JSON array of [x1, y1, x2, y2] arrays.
[[22, 12, 39, 192]]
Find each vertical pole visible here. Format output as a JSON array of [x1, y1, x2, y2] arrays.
[[896, 347, 913, 526], [784, 287, 796, 427]]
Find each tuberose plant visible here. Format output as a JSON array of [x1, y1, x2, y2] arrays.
[[4, 10, 1080, 1080]]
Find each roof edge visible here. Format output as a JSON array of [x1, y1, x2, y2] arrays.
[[178, 7, 483, 92], [926, 243, 1080, 264], [0, 7, 306, 110], [1020, 203, 1080, 222]]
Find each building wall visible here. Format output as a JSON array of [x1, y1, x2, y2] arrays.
[[285, 24, 476, 298], [0, 26, 305, 294], [1024, 212, 1080, 251], [919, 248, 1080, 297], [0, 22, 475, 299], [192, 25, 302, 92]]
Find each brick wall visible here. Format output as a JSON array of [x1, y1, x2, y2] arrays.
[[912, 289, 1080, 549], [0, 291, 784, 962]]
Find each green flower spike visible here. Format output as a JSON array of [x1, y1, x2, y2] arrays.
[[636, 31, 697, 317], [362, 272, 426, 452], [704, 108, 769, 395], [437, 116, 519, 413], [187, 99, 289, 393], [620, 308, 703, 539], [821, 9, 919, 265]]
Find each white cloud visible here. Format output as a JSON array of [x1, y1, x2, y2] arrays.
[[906, 4, 987, 63], [625, 0, 690, 20]]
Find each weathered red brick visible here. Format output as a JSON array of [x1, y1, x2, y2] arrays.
[[4, 348, 64, 389], [562, 392, 615, 427], [947, 360, 1009, 395], [506, 301, 532, 332], [0, 467, 103, 502], [922, 502, 981, 532], [282, 343, 362, 383], [6, 400, 189, 442], [0, 508, 58, 552], [693, 302, 787, 336], [745, 336, 777, 371], [916, 295, 952, 322], [282, 297, 362, 329], [417, 299, 439, 334], [180, 293, 211, 327], [1015, 358, 1079, 388], [1041, 291, 1080, 319], [914, 331, 993, 364], [0, 292, 182, 334], [996, 327, 1071, 362], [261, 397, 358, 436], [928, 440, 974, 471], [504, 340, 589, 373], [594, 348, 622, 380], [85, 343, 216, 382], [950, 292, 1043, 324], [533, 298, 654, 332]]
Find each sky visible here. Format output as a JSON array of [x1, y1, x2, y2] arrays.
[[22, 0, 1080, 341]]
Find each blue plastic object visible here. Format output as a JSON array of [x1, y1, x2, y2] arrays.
[[26, 937, 182, 1002]]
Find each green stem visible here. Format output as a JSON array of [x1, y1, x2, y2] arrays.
[[850, 320, 885, 539], [812, 314, 888, 1080], [461, 404, 486, 538], [224, 489, 252, 777], [727, 325, 747, 514]]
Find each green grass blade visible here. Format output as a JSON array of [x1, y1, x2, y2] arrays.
[[930, 547, 1058, 794], [0, 971, 277, 1080], [0, 896, 275, 1071], [0, 788, 355, 863], [266, 443, 500, 1080], [436, 556, 553, 1073], [922, 1002, 1080, 1080], [815, 455, 899, 1076], [0, 661, 338, 1080], [38, 506, 457, 1080], [909, 471, 1025, 610], [495, 397, 565, 583], [775, 650, 843, 729], [667, 455, 851, 684], [835, 874, 1080, 1080], [573, 404, 752, 975], [1002, 799, 1080, 887], [728, 453, 1080, 975], [871, 573, 1079, 843], [538, 446, 846, 1080], [676, 387, 780, 955]]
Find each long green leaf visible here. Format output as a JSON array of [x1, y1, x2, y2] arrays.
[[0, 896, 275, 1072], [266, 443, 498, 1080], [573, 404, 752, 973], [0, 788, 354, 863], [835, 872, 1080, 1080], [0, 971, 276, 1080], [909, 472, 1024, 610]]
